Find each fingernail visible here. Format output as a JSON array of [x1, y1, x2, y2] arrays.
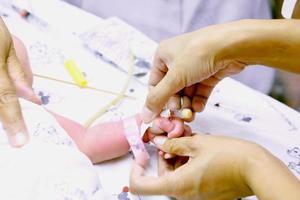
[[168, 101, 179, 111], [164, 153, 174, 159], [153, 136, 167, 148], [34, 95, 42, 105], [12, 132, 27, 147], [141, 106, 156, 123]]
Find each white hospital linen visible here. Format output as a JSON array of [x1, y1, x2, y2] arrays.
[[191, 78, 300, 181], [0, 100, 114, 200]]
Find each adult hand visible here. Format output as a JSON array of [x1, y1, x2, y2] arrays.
[[143, 19, 300, 123], [142, 23, 246, 123], [130, 134, 300, 200], [0, 18, 40, 147]]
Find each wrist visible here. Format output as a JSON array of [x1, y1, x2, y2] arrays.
[[244, 143, 300, 200], [243, 143, 273, 192], [215, 19, 267, 65], [216, 19, 300, 73]]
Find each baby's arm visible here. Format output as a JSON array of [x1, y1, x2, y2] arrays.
[[51, 112, 185, 164], [51, 112, 134, 163]]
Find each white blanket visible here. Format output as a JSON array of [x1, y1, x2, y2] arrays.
[[0, 100, 114, 200]]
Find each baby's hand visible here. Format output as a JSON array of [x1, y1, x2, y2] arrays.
[[140, 114, 192, 161], [143, 116, 192, 160], [142, 116, 192, 142]]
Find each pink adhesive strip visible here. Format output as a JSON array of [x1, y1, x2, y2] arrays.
[[123, 117, 150, 166]]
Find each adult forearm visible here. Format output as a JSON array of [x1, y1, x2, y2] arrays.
[[218, 19, 300, 73], [245, 146, 300, 200]]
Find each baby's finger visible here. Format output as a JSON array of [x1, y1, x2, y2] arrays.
[[167, 117, 184, 138], [150, 117, 174, 134]]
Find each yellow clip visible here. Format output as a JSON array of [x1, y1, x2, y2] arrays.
[[64, 59, 87, 88]]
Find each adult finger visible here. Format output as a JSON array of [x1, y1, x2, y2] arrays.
[[0, 65, 28, 147], [166, 94, 180, 111], [191, 95, 207, 112], [7, 47, 41, 104], [12, 35, 33, 85], [192, 83, 215, 112], [181, 95, 191, 109], [130, 161, 172, 196], [183, 85, 196, 98], [143, 68, 185, 123], [158, 151, 174, 176], [153, 136, 195, 157], [148, 54, 168, 87]]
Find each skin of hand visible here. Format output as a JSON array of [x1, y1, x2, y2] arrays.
[[0, 18, 40, 147], [142, 23, 245, 123], [13, 36, 34, 86], [130, 134, 300, 200], [142, 19, 300, 123]]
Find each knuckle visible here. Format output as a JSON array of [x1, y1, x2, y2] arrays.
[[166, 139, 181, 153], [172, 65, 187, 87], [0, 88, 18, 106], [168, 142, 176, 153]]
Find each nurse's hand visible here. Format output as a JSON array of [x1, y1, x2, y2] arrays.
[[143, 19, 300, 123], [131, 134, 253, 200], [0, 18, 40, 147], [142, 23, 245, 123], [130, 134, 300, 200]]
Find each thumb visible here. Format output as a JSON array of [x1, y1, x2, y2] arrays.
[[153, 136, 195, 157], [143, 68, 185, 123]]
